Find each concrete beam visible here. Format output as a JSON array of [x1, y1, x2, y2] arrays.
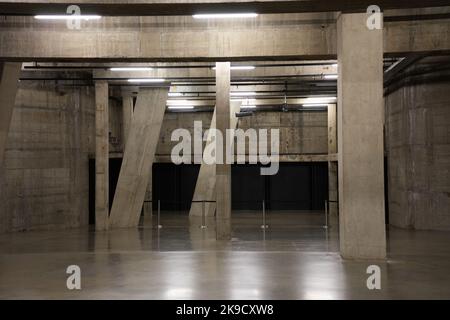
[[95, 81, 109, 231], [337, 13, 386, 259], [0, 62, 21, 168], [0, 16, 449, 61], [0, 1, 448, 16], [109, 87, 168, 228], [215, 62, 231, 240]]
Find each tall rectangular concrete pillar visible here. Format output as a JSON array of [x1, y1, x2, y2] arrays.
[[109, 87, 168, 228], [122, 95, 134, 149], [215, 62, 232, 240], [95, 81, 109, 231], [0, 62, 21, 168], [337, 13, 386, 259], [327, 104, 338, 226]]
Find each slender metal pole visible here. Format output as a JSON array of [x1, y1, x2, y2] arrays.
[[324, 200, 328, 229], [261, 200, 268, 229], [158, 199, 162, 229], [201, 200, 207, 229]]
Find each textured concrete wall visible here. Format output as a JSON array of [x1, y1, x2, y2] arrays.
[[0, 83, 95, 233], [386, 82, 450, 230], [156, 111, 328, 157]]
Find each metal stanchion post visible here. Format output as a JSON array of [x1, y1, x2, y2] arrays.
[[324, 200, 328, 229], [200, 200, 207, 229], [158, 199, 162, 229], [261, 200, 268, 229]]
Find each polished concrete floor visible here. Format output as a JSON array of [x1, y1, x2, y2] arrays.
[[1, 211, 450, 299]]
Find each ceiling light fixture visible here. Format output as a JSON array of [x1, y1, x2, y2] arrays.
[[127, 78, 165, 83], [303, 97, 336, 104], [324, 74, 338, 80], [193, 13, 258, 19], [168, 106, 194, 110], [241, 105, 256, 109], [168, 92, 183, 97], [110, 67, 153, 71], [302, 104, 329, 108], [34, 15, 101, 20], [212, 66, 256, 70]]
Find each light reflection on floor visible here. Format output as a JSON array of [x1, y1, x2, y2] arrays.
[[0, 212, 450, 299]]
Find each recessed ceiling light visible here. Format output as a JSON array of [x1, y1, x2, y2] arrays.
[[127, 78, 165, 83], [193, 13, 258, 19], [110, 67, 153, 71], [231, 92, 256, 96], [34, 15, 101, 20], [168, 106, 194, 110]]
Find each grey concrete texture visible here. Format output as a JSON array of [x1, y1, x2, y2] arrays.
[[109, 87, 169, 228], [0, 82, 95, 233], [215, 62, 232, 240], [386, 81, 450, 230], [337, 13, 386, 259], [189, 100, 241, 218], [156, 111, 328, 158], [0, 14, 449, 60], [95, 81, 109, 231]]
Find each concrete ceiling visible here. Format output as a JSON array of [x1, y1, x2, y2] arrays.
[[1, 1, 450, 16]]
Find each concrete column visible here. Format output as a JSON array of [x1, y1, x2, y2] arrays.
[[337, 13, 386, 259], [95, 81, 109, 231], [327, 104, 338, 226], [109, 87, 168, 228], [190, 100, 240, 218], [215, 62, 232, 240], [122, 95, 133, 149], [0, 62, 21, 168]]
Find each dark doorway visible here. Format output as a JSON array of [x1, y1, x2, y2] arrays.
[[152, 163, 200, 211], [88, 158, 123, 225], [231, 162, 328, 211]]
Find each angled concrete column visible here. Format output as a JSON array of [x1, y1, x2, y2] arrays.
[[337, 13, 386, 259], [327, 104, 338, 227], [0, 62, 21, 168], [215, 62, 232, 240], [190, 100, 241, 218], [109, 87, 168, 228], [122, 95, 134, 149], [95, 81, 109, 231]]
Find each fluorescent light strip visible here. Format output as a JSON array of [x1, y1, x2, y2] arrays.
[[34, 15, 101, 20], [127, 78, 165, 83], [302, 104, 329, 108], [193, 13, 258, 19], [168, 106, 194, 110], [168, 92, 183, 97], [212, 66, 255, 70], [324, 74, 338, 80], [241, 105, 256, 109], [303, 97, 336, 104], [110, 67, 153, 71]]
